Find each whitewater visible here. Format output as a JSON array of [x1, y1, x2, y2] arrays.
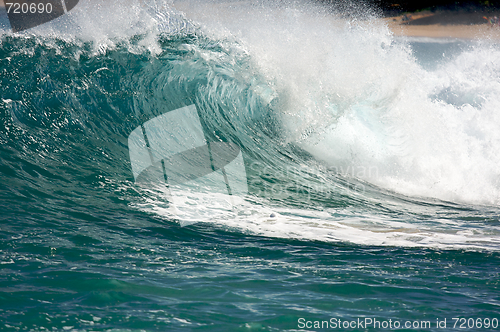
[[1, 1, 500, 331], [123, 0, 500, 249], [1, 0, 499, 249]]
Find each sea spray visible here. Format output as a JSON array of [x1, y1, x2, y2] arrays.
[[173, 0, 500, 206], [1, 0, 499, 249], [1, 4, 500, 329]]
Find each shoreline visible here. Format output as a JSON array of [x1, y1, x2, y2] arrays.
[[384, 10, 500, 40], [2, 3, 500, 40]]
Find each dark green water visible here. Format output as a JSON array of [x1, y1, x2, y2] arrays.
[[1, 2, 500, 331]]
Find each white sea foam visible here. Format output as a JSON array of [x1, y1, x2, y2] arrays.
[[0, 0, 193, 55], [135, 185, 500, 250], [172, 0, 500, 206], [22, 0, 497, 247], [143, 0, 500, 249], [299, 44, 500, 206]]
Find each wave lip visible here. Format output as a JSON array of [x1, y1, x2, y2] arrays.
[[1, 0, 499, 249]]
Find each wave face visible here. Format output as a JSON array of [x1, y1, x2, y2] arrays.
[[1, 1, 500, 331]]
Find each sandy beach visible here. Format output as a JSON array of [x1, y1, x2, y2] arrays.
[[384, 10, 500, 40], [2, 2, 500, 40]]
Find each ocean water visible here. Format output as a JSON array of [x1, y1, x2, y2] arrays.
[[1, 0, 500, 331]]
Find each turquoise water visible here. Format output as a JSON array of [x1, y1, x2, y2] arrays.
[[1, 1, 500, 331]]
